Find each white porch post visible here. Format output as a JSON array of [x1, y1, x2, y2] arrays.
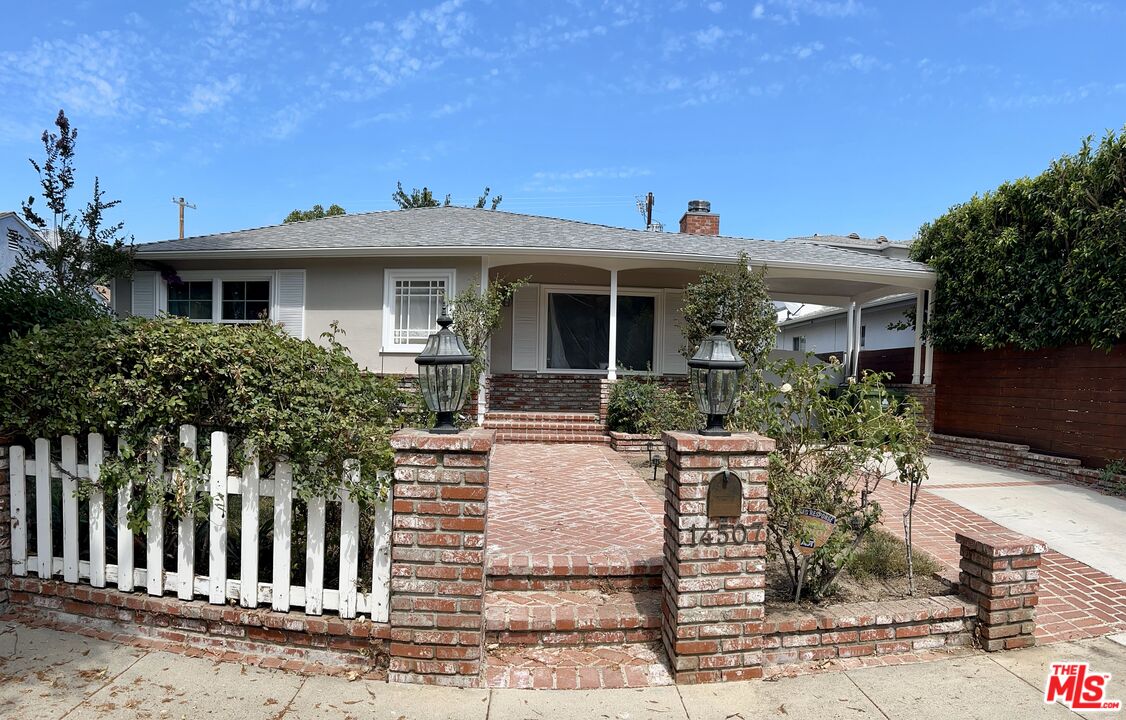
[[607, 269, 619, 381], [911, 290, 925, 384], [476, 256, 489, 425], [853, 304, 863, 378], [844, 301, 856, 378], [923, 289, 936, 385]]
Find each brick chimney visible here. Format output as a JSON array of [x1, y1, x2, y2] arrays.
[[679, 199, 719, 236]]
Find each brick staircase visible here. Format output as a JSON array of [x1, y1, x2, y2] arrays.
[[482, 584, 670, 689], [482, 411, 610, 444]]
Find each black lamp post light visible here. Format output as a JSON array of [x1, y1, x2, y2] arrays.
[[687, 319, 746, 436], [414, 305, 474, 434]]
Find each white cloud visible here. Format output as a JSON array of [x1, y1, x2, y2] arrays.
[[707, 1, 725, 13], [752, 3, 766, 18], [532, 167, 653, 181], [431, 95, 475, 118], [792, 41, 824, 59], [181, 74, 243, 115], [846, 52, 876, 71]]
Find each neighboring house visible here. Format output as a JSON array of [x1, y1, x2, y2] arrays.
[[0, 211, 44, 277], [120, 201, 937, 437]]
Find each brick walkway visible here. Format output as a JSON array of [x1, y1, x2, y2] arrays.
[[486, 443, 664, 578], [872, 479, 1126, 644]]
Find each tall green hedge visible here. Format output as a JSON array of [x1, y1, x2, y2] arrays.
[[912, 128, 1126, 351]]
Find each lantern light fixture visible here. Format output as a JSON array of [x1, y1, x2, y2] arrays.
[[687, 319, 746, 436], [414, 304, 474, 434]]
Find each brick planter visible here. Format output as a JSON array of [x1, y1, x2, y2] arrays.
[[956, 530, 1045, 651], [389, 428, 494, 687], [609, 432, 661, 453], [660, 431, 774, 684], [762, 595, 974, 667]]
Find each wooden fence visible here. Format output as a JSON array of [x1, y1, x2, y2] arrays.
[[7, 426, 392, 621], [933, 344, 1126, 468]]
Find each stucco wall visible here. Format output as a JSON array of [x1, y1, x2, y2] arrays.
[[130, 255, 480, 373], [777, 301, 914, 354]]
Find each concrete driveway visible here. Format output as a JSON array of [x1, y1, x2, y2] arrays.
[[925, 455, 1126, 582]]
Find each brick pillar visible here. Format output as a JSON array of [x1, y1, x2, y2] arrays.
[[0, 446, 10, 612], [388, 428, 494, 687], [956, 530, 1045, 651], [661, 431, 774, 684]]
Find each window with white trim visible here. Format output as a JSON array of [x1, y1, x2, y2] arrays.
[[383, 269, 454, 351], [166, 276, 272, 323], [792, 336, 806, 352]]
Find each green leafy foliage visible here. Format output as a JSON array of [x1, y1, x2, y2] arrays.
[[20, 109, 134, 292], [846, 528, 940, 582], [679, 253, 777, 366], [449, 277, 527, 384], [0, 317, 414, 530], [912, 127, 1126, 351], [391, 181, 503, 209], [0, 263, 111, 341], [733, 356, 930, 600], [283, 203, 346, 223], [606, 376, 697, 435]]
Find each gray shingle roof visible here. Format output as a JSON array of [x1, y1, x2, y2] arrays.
[[136, 207, 931, 275]]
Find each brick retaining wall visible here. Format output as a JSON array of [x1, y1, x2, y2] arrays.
[[3, 577, 389, 677], [609, 432, 661, 453], [488, 373, 604, 413], [932, 434, 1126, 497], [762, 595, 975, 666]]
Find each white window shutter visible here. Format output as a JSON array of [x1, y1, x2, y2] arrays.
[[275, 270, 306, 339], [131, 271, 159, 318], [510, 284, 539, 371], [662, 290, 689, 375]]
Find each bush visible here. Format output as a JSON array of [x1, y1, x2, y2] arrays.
[[0, 265, 110, 342], [847, 529, 940, 582], [606, 376, 697, 435], [733, 356, 930, 600], [0, 316, 414, 530], [913, 127, 1126, 351], [679, 252, 778, 366]]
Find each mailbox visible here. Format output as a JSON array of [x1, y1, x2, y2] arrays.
[[706, 471, 742, 519]]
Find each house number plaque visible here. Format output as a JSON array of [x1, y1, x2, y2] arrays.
[[706, 471, 742, 519]]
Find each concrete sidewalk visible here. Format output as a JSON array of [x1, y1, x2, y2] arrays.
[[3, 621, 1126, 719]]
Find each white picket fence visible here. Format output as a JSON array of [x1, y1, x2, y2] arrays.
[[7, 426, 391, 621]]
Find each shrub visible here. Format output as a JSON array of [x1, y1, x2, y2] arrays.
[[733, 356, 930, 600], [0, 316, 413, 530], [679, 252, 777, 366], [847, 529, 940, 582], [606, 376, 697, 435], [0, 264, 110, 342]]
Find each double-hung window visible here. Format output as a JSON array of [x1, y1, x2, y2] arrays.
[[166, 276, 273, 323], [383, 269, 454, 352]]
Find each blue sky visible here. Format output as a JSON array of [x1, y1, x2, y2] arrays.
[[1, 0, 1123, 244]]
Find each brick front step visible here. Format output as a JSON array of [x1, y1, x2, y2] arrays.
[[494, 432, 611, 445], [483, 643, 673, 689], [486, 552, 662, 591], [485, 411, 602, 423], [485, 589, 661, 647], [485, 421, 607, 433]]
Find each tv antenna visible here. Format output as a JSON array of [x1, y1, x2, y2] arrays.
[[634, 192, 662, 231], [171, 197, 197, 239]]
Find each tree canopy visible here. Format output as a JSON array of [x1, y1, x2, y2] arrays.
[[391, 182, 502, 210], [912, 127, 1126, 351], [283, 203, 346, 223]]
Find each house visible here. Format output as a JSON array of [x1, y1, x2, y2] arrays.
[[120, 200, 937, 439], [0, 211, 44, 278]]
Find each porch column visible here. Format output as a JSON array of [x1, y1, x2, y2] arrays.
[[852, 304, 863, 378], [607, 269, 619, 381], [923, 289, 936, 384], [476, 256, 489, 426], [911, 290, 925, 384], [844, 301, 855, 378]]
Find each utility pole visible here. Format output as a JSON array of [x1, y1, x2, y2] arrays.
[[171, 197, 197, 239]]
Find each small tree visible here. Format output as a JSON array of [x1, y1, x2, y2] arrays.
[[734, 357, 930, 600], [679, 253, 777, 366], [19, 110, 134, 294], [448, 278, 527, 384], [284, 203, 346, 223]]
